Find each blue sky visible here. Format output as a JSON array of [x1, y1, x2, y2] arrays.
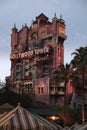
[[0, 0, 87, 81]]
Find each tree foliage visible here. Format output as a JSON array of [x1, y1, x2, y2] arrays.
[[0, 87, 32, 107], [71, 46, 87, 71], [71, 46, 87, 123]]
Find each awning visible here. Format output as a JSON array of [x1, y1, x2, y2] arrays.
[[74, 123, 87, 130], [62, 123, 87, 130], [0, 103, 61, 130]]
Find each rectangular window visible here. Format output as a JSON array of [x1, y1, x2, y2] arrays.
[[41, 87, 43, 93]]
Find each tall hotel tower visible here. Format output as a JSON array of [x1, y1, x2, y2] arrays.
[[10, 13, 67, 105]]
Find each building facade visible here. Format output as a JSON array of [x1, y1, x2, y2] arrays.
[[10, 13, 67, 105]]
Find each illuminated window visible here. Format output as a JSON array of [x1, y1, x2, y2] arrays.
[[37, 87, 40, 94], [41, 87, 43, 93]]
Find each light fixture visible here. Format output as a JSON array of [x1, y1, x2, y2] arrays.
[[49, 115, 59, 121]]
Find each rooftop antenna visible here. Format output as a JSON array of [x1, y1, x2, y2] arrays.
[[53, 12, 57, 21], [60, 14, 62, 19], [14, 23, 16, 28], [54, 12, 57, 18], [12, 23, 17, 31]]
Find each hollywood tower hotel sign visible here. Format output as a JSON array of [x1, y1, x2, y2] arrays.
[[9, 13, 66, 105]]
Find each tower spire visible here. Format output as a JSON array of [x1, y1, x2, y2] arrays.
[[14, 24, 16, 28], [12, 23, 17, 32], [60, 14, 62, 19], [54, 12, 57, 18], [52, 12, 57, 21]]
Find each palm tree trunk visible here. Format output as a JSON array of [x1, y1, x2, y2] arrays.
[[64, 79, 67, 125], [82, 100, 85, 123], [82, 68, 85, 123]]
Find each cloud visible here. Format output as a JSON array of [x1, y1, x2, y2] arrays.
[[0, 34, 10, 47], [76, 33, 87, 41], [0, 59, 10, 81]]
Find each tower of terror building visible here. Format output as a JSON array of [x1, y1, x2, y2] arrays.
[[10, 13, 67, 105]]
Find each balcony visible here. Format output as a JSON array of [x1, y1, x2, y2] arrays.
[[41, 34, 53, 40], [24, 65, 29, 69], [15, 75, 21, 80], [24, 72, 29, 76], [50, 90, 64, 96], [16, 68, 21, 72], [25, 59, 29, 63], [16, 62, 22, 66], [58, 82, 65, 87], [57, 91, 64, 95]]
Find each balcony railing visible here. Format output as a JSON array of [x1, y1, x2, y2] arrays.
[[24, 65, 29, 69], [50, 90, 64, 95]]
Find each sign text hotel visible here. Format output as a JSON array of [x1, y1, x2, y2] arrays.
[[10, 47, 49, 60]]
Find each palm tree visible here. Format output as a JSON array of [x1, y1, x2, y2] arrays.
[[71, 46, 87, 123]]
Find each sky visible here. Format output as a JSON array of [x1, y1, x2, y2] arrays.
[[0, 0, 87, 82]]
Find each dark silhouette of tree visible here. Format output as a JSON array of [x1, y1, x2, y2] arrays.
[[71, 46, 87, 123]]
